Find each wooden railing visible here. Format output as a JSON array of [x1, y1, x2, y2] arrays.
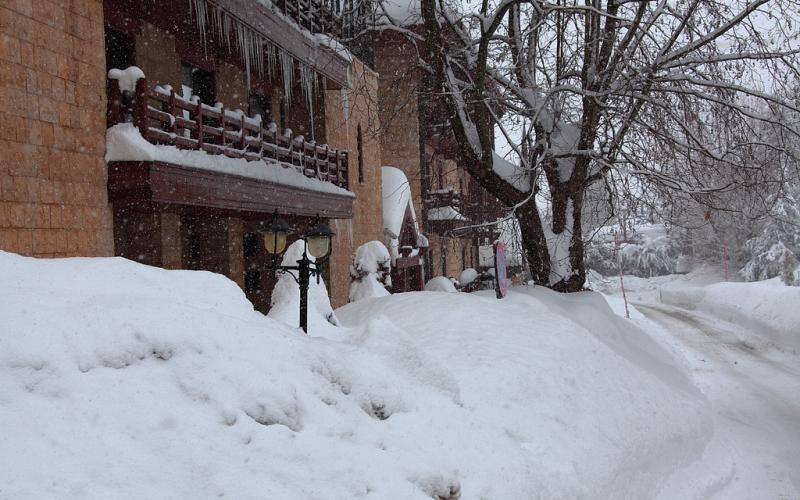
[[425, 189, 464, 210], [273, 0, 346, 38], [107, 76, 349, 191]]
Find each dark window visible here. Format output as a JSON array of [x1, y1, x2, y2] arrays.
[[188, 232, 201, 262], [244, 270, 262, 294], [248, 93, 272, 122], [104, 26, 133, 72], [357, 124, 364, 184], [243, 232, 260, 258], [181, 62, 216, 105]]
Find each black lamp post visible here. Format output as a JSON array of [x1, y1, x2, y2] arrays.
[[261, 212, 334, 334]]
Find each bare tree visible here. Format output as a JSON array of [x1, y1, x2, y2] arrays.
[[372, 0, 800, 291]]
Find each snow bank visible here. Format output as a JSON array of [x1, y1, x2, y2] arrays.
[[1, 251, 711, 499], [660, 280, 800, 352], [106, 124, 354, 197], [338, 288, 712, 499]]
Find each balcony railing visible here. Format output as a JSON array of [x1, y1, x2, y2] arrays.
[[425, 188, 464, 210], [107, 74, 349, 190], [274, 0, 344, 37]]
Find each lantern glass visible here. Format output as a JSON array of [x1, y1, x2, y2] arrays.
[[306, 234, 330, 259], [263, 230, 288, 255]]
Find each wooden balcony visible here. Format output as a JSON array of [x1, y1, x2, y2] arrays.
[[108, 76, 349, 191], [107, 73, 354, 219]]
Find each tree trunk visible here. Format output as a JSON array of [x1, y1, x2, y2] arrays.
[[517, 201, 550, 285], [548, 181, 586, 292]]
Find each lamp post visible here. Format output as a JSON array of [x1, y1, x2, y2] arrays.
[[261, 212, 334, 334]]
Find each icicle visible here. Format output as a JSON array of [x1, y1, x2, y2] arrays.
[[235, 23, 252, 90], [279, 50, 294, 103], [266, 43, 276, 80], [299, 63, 317, 140], [190, 0, 208, 49]]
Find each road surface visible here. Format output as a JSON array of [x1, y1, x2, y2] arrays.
[[636, 303, 800, 500]]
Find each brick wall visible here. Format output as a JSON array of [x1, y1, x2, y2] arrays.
[[373, 33, 424, 220], [325, 59, 384, 307], [0, 0, 113, 257]]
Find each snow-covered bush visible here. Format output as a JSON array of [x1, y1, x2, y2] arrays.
[[458, 268, 478, 287], [349, 241, 392, 302], [740, 194, 800, 283], [424, 276, 458, 293], [268, 240, 339, 329], [585, 224, 677, 277]]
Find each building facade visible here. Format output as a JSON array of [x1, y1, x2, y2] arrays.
[[1, 0, 386, 309]]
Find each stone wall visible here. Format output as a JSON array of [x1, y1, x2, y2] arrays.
[[0, 0, 113, 256], [325, 59, 384, 307]]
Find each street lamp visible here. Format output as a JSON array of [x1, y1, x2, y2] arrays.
[[261, 212, 334, 334]]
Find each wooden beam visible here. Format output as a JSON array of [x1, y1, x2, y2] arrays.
[[108, 161, 354, 219]]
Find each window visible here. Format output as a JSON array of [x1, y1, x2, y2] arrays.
[[104, 26, 133, 72], [357, 124, 364, 184], [248, 93, 272, 122], [180, 62, 216, 105], [243, 232, 260, 258]]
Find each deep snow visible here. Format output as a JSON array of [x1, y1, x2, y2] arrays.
[[1, 251, 714, 499]]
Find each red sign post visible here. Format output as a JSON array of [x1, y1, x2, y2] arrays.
[[494, 241, 508, 299]]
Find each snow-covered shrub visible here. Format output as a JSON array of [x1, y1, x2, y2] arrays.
[[585, 224, 677, 277], [268, 240, 339, 329], [458, 268, 478, 287], [424, 276, 458, 293], [349, 241, 392, 302], [740, 194, 800, 282]]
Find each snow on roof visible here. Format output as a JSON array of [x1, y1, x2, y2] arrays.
[[382, 166, 418, 236], [492, 152, 531, 192], [382, 166, 421, 260], [106, 123, 354, 198], [427, 206, 468, 221]]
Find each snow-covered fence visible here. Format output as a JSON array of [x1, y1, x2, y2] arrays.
[[107, 70, 349, 189]]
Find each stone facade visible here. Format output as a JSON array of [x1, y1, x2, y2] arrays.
[[325, 59, 384, 307], [0, 0, 113, 256]]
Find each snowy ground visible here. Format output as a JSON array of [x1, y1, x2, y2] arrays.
[[1, 252, 716, 499], [598, 269, 800, 499]]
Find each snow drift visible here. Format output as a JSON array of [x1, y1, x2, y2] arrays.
[[660, 280, 800, 353], [1, 251, 711, 499]]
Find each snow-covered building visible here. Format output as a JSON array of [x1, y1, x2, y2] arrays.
[[0, 0, 384, 309]]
